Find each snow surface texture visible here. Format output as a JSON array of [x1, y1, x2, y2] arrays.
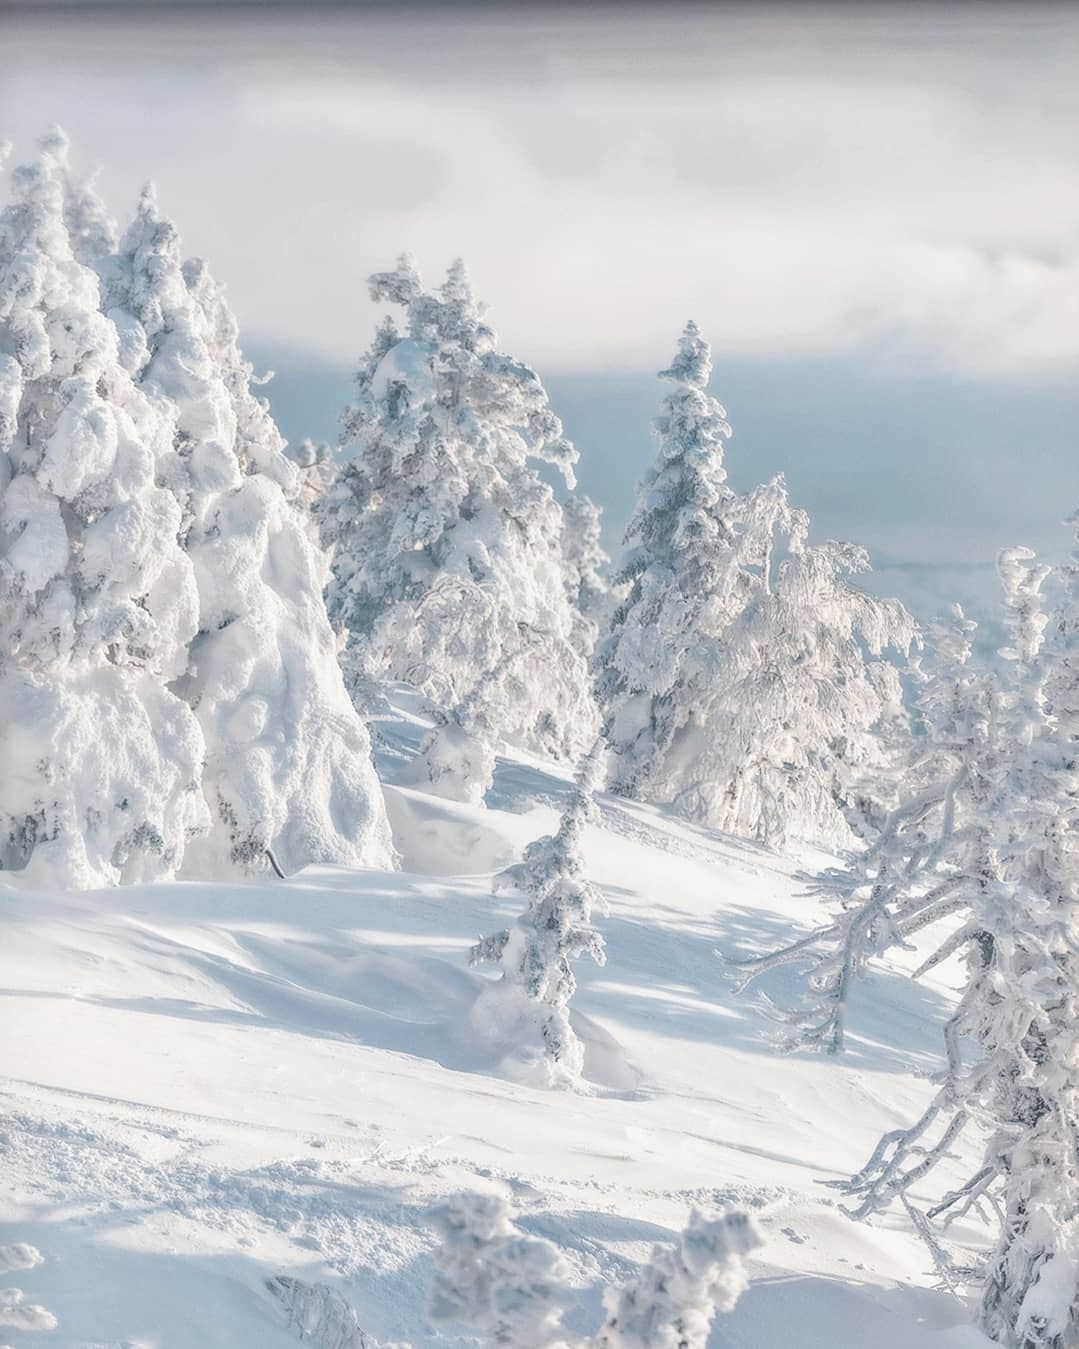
[[0, 689, 994, 1348], [0, 135, 393, 886]]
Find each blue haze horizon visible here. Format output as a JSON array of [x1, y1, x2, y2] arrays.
[[251, 338, 1079, 638]]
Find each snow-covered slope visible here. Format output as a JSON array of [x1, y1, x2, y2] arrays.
[[0, 693, 991, 1347]]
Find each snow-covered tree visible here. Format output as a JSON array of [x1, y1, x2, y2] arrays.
[[426, 1194, 571, 1349], [102, 183, 393, 876], [322, 255, 597, 761], [598, 321, 752, 802], [470, 744, 606, 1087], [595, 1209, 762, 1349], [692, 512, 917, 851], [561, 491, 611, 660], [599, 324, 913, 849], [741, 543, 1079, 1346], [425, 1195, 761, 1349], [420, 707, 497, 805], [730, 601, 994, 1052], [0, 133, 207, 887]]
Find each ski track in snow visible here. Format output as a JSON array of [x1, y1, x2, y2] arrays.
[[0, 696, 990, 1348]]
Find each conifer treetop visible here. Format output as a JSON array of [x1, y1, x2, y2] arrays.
[[658, 318, 713, 390]]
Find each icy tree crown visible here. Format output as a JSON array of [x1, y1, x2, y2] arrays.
[[323, 254, 597, 762]]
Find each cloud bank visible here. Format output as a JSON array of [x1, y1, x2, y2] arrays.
[[3, 4, 1078, 377]]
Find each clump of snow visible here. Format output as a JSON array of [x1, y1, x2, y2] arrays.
[[0, 1287, 57, 1332], [598, 322, 914, 851], [426, 1194, 762, 1349], [0, 1246, 43, 1275], [419, 712, 497, 807], [381, 782, 515, 875]]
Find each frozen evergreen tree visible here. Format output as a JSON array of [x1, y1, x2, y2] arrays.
[[103, 184, 393, 876], [470, 744, 606, 1087], [692, 512, 917, 851], [425, 1195, 761, 1349], [730, 601, 994, 1052], [322, 255, 597, 761], [181, 253, 298, 493], [970, 545, 1079, 1349], [561, 491, 611, 660], [0, 133, 207, 887], [598, 321, 753, 802], [426, 1194, 571, 1349], [595, 1209, 762, 1349], [599, 328, 913, 850], [417, 655, 509, 806], [418, 637, 562, 805], [745, 544, 1079, 1346]]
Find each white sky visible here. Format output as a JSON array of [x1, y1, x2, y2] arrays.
[[3, 3, 1079, 378]]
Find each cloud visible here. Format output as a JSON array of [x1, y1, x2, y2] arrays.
[[2, 4, 1077, 378]]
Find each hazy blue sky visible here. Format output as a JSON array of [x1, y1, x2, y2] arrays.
[[3, 2, 1078, 629]]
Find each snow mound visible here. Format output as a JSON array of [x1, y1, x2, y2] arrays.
[[382, 783, 515, 875]]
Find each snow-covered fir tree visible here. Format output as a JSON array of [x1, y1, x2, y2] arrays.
[[595, 1209, 762, 1349], [420, 705, 498, 806], [322, 255, 597, 761], [560, 491, 611, 661], [598, 321, 751, 801], [101, 183, 393, 876], [971, 544, 1079, 1348], [267, 1275, 382, 1349], [0, 133, 207, 887], [426, 1194, 571, 1349], [730, 600, 995, 1052], [599, 323, 913, 849], [694, 510, 916, 851], [470, 744, 606, 1087], [416, 648, 515, 805], [426, 1195, 761, 1349]]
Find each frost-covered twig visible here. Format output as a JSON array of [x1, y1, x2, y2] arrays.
[[267, 1276, 383, 1349]]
